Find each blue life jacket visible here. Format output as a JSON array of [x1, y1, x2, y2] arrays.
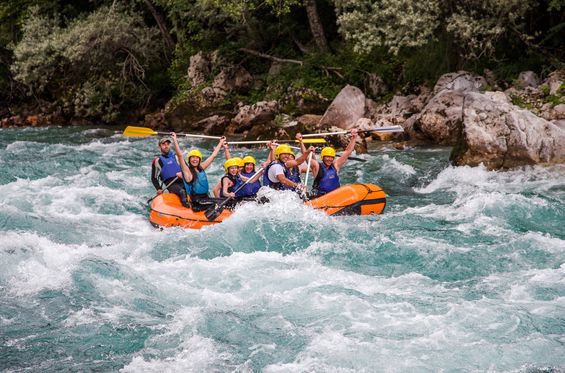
[[220, 174, 243, 198], [264, 160, 299, 191], [158, 152, 181, 181], [237, 170, 261, 197], [312, 163, 340, 196], [264, 160, 284, 190], [286, 166, 301, 189], [183, 168, 209, 197]]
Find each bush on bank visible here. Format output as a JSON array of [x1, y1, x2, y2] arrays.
[[10, 5, 161, 122]]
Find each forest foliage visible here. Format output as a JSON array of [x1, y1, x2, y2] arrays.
[[0, 0, 563, 122]]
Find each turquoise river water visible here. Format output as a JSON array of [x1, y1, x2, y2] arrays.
[[0, 126, 564, 372]]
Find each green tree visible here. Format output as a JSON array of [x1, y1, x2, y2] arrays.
[[202, 0, 330, 52], [334, 0, 564, 66], [11, 5, 161, 121]]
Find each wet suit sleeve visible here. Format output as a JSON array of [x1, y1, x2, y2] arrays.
[[151, 158, 163, 190]]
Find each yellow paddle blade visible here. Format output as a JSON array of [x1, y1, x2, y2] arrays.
[[123, 126, 159, 137], [300, 138, 326, 143]]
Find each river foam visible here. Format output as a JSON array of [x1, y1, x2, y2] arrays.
[[1, 127, 563, 372]]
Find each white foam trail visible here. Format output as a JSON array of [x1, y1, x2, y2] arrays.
[[402, 190, 547, 221], [0, 231, 90, 295], [416, 164, 565, 195]]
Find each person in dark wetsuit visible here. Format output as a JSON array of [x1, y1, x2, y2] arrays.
[[170, 132, 226, 211], [305, 128, 358, 198], [151, 136, 189, 207]]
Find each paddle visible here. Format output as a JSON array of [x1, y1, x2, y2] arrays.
[[147, 176, 179, 204], [301, 125, 404, 137], [288, 145, 366, 162], [228, 139, 326, 145], [123, 126, 223, 140], [300, 150, 314, 201], [204, 167, 264, 221]]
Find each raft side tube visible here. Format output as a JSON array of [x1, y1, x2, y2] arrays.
[[149, 193, 231, 229], [148, 183, 387, 229], [309, 184, 386, 216]]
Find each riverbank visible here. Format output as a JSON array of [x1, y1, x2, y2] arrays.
[[3, 68, 564, 170]]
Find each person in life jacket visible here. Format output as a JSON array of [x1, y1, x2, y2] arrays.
[[212, 140, 270, 199], [212, 142, 236, 198], [236, 155, 263, 198], [220, 158, 244, 200], [264, 143, 315, 193], [151, 135, 190, 208], [170, 132, 226, 211], [304, 128, 358, 198]]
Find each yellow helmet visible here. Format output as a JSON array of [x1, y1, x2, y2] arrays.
[[242, 155, 256, 165], [234, 157, 244, 167], [187, 149, 202, 161], [224, 158, 241, 173], [320, 147, 336, 158], [275, 144, 295, 159]]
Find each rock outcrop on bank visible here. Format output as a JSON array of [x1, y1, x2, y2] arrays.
[[452, 92, 565, 168], [401, 71, 565, 168], [137, 54, 565, 171]]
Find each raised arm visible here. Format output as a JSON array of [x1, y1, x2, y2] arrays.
[[308, 155, 320, 178], [285, 146, 315, 169], [335, 128, 358, 171], [296, 133, 307, 154], [267, 140, 277, 163], [171, 132, 192, 183], [223, 141, 231, 160], [201, 137, 227, 170]]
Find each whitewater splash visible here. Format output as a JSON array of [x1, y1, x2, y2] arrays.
[[1, 127, 564, 372]]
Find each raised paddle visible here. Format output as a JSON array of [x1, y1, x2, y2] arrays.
[[228, 139, 326, 145], [301, 126, 404, 137], [204, 167, 264, 221], [301, 150, 314, 201], [123, 126, 223, 140], [147, 176, 179, 204], [287, 145, 366, 162]]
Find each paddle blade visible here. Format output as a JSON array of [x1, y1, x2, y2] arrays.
[[123, 126, 158, 137], [278, 138, 326, 144], [204, 204, 223, 221]]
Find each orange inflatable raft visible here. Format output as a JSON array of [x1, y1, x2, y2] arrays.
[[149, 183, 386, 229]]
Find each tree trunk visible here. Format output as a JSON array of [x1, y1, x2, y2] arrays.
[[143, 0, 175, 53], [303, 0, 328, 52]]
